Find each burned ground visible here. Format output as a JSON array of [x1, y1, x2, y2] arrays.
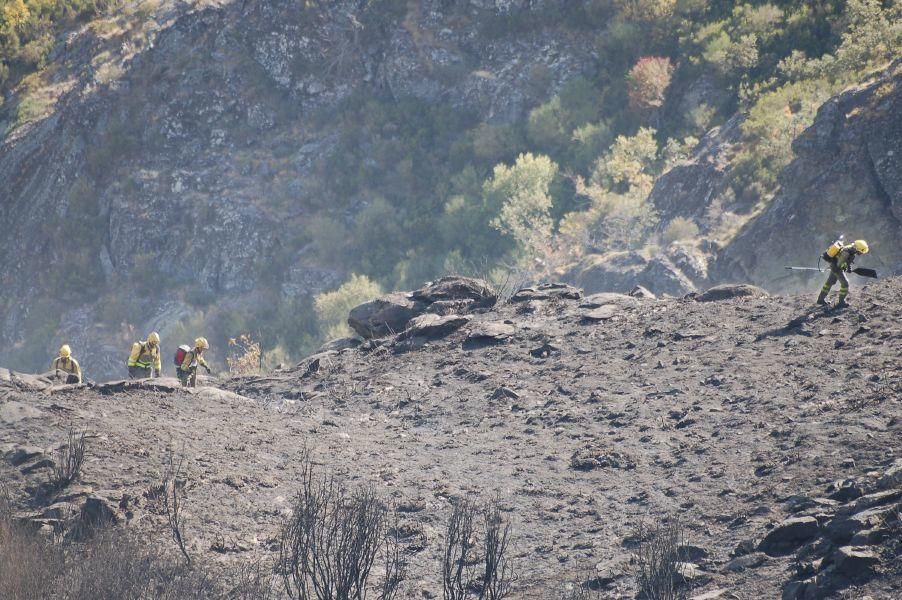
[[2, 278, 901, 598]]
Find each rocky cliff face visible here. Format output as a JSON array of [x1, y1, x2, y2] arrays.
[[572, 61, 902, 299], [0, 0, 596, 379], [3, 0, 899, 379], [714, 61, 902, 290]]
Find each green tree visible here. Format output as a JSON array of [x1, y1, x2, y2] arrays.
[[486, 153, 559, 272], [314, 274, 383, 340], [627, 56, 674, 112], [592, 127, 659, 194]]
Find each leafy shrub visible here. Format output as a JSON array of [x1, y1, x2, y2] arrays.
[[591, 127, 659, 194], [732, 77, 837, 200], [694, 22, 760, 79], [487, 153, 558, 273], [527, 77, 601, 156], [627, 56, 674, 111], [227, 334, 262, 376], [662, 217, 700, 245], [314, 274, 382, 340]]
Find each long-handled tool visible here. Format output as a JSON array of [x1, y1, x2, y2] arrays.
[[785, 266, 878, 278]]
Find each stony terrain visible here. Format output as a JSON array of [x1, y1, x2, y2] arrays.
[[2, 276, 901, 598], [2, 0, 900, 379], [0, 0, 598, 378]]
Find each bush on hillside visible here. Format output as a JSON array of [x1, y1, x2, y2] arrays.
[[314, 274, 382, 340], [487, 152, 559, 273], [627, 56, 674, 112], [662, 217, 700, 245]]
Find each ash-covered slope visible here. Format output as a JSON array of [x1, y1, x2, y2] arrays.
[[2, 277, 902, 598]]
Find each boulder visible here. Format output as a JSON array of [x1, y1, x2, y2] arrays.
[[399, 314, 471, 341], [630, 285, 656, 299], [78, 495, 120, 529], [877, 459, 902, 490], [675, 562, 710, 585], [849, 527, 889, 546], [581, 305, 619, 322], [826, 479, 863, 502], [782, 578, 820, 600], [840, 488, 902, 515], [694, 284, 768, 303], [723, 552, 769, 573], [826, 506, 895, 544], [0, 401, 44, 424], [579, 293, 640, 309], [677, 544, 709, 563], [490, 387, 519, 401], [348, 293, 427, 339], [466, 321, 516, 344], [758, 516, 819, 554], [429, 299, 475, 315], [411, 276, 496, 307], [5, 445, 45, 466], [831, 546, 880, 576], [297, 352, 338, 377], [318, 337, 362, 353], [570, 445, 635, 471], [568, 251, 695, 297], [10, 372, 53, 391], [510, 283, 582, 302], [95, 378, 182, 395]]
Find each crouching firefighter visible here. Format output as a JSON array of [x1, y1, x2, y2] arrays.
[[52, 344, 82, 384], [817, 239, 869, 307], [128, 332, 162, 379], [176, 337, 211, 388]]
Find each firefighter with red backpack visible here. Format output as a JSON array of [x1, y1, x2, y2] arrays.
[[127, 332, 162, 379], [176, 337, 212, 387]]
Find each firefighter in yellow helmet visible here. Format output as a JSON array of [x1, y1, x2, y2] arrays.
[[127, 331, 162, 379], [52, 344, 82, 384], [817, 239, 869, 307], [177, 337, 211, 388]]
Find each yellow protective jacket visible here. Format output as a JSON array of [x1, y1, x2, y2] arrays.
[[128, 341, 162, 371], [51, 356, 82, 383], [834, 246, 858, 271], [179, 349, 209, 372]]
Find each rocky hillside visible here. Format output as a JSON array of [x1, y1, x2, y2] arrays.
[[2, 276, 901, 598], [1, 0, 599, 378], [1, 0, 900, 381], [569, 60, 902, 297], [714, 61, 902, 288]]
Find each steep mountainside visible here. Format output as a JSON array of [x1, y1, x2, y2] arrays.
[[1, 0, 598, 379], [570, 61, 902, 297], [714, 61, 902, 289], [2, 277, 902, 598], [2, 0, 900, 381]]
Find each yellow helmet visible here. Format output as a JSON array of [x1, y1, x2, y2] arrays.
[[194, 337, 209, 350], [59, 344, 72, 358], [853, 239, 869, 254], [148, 331, 160, 345]]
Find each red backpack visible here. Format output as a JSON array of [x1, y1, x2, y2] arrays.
[[174, 345, 191, 367]]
